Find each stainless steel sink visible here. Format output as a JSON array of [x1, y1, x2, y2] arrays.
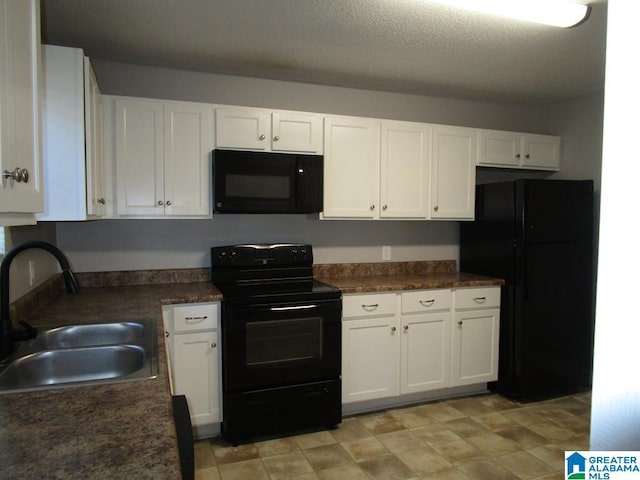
[[0, 319, 158, 394], [29, 321, 145, 349]]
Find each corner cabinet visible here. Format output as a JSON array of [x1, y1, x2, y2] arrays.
[[430, 125, 476, 220], [0, 0, 43, 225], [451, 287, 500, 386], [215, 106, 323, 154], [477, 129, 560, 171], [38, 45, 106, 221], [163, 302, 222, 438], [111, 97, 213, 217]]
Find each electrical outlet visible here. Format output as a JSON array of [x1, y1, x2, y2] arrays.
[[28, 260, 35, 286], [382, 246, 391, 261]]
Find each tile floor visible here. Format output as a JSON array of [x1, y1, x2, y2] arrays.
[[194, 391, 591, 480]]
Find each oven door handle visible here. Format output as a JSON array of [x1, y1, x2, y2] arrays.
[[269, 304, 319, 311]]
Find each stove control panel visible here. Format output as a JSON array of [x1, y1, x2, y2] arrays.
[[211, 243, 313, 267]]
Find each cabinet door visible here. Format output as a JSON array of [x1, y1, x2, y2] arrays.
[[271, 111, 323, 153], [521, 134, 560, 170], [342, 316, 399, 402], [173, 331, 221, 426], [0, 0, 42, 216], [430, 125, 476, 220], [451, 308, 500, 386], [476, 130, 520, 167], [84, 57, 106, 217], [215, 107, 269, 150], [164, 102, 213, 216], [323, 116, 380, 218], [380, 121, 430, 218], [115, 98, 164, 216], [400, 312, 451, 394]]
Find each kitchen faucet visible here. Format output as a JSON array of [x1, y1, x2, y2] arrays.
[[0, 241, 79, 359]]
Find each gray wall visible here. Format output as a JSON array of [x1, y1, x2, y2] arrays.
[[51, 62, 604, 273]]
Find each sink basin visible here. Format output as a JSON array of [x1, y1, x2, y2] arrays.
[[29, 321, 145, 349], [0, 345, 146, 390], [0, 319, 158, 394]]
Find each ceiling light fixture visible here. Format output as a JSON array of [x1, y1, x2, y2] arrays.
[[429, 0, 591, 28]]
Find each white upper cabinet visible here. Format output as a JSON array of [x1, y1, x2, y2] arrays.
[[430, 125, 476, 220], [380, 121, 430, 219], [0, 0, 42, 225], [323, 115, 380, 218], [477, 129, 560, 171], [113, 97, 213, 218], [215, 106, 323, 154], [38, 45, 106, 221], [323, 116, 431, 220]]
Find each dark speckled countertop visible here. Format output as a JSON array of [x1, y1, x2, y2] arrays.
[[0, 262, 501, 479], [0, 278, 221, 480], [314, 260, 504, 293]]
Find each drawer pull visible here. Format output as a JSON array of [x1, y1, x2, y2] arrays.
[[419, 299, 435, 306], [185, 316, 208, 321], [361, 304, 379, 311], [473, 297, 487, 303]]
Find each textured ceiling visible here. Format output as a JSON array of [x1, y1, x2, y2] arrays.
[[42, 0, 607, 103]]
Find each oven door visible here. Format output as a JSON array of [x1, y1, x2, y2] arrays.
[[222, 298, 341, 392]]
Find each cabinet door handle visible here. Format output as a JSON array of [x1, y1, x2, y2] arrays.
[[403, 325, 409, 331], [458, 320, 463, 326], [3, 167, 29, 183], [369, 204, 375, 211], [273, 135, 280, 141], [433, 205, 439, 212], [97, 197, 106, 205], [473, 297, 487, 303], [382, 204, 388, 211], [516, 153, 521, 159], [419, 299, 435, 306], [391, 326, 396, 332], [185, 316, 208, 321], [166, 200, 172, 206], [258, 134, 266, 140], [211, 342, 217, 348], [361, 304, 379, 311], [157, 200, 164, 206]]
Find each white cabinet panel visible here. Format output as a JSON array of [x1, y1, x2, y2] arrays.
[[380, 121, 430, 218], [342, 316, 400, 403], [272, 111, 323, 153], [323, 115, 380, 218], [0, 0, 42, 221], [114, 97, 212, 217], [215, 107, 269, 150], [430, 125, 476, 220], [173, 330, 221, 426], [115, 98, 164, 216], [451, 309, 500, 386], [477, 129, 560, 171], [401, 312, 451, 394], [39, 45, 106, 221]]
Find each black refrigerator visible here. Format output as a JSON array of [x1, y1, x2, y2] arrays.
[[460, 179, 595, 401]]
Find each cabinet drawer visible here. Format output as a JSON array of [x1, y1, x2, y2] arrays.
[[454, 287, 501, 310], [401, 289, 451, 314], [343, 293, 397, 319], [173, 303, 219, 332]]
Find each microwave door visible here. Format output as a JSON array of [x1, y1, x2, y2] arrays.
[[213, 151, 298, 213]]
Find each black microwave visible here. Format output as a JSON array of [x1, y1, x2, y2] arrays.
[[212, 149, 324, 214]]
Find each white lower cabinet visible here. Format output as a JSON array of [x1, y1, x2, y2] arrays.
[[400, 290, 451, 394], [451, 287, 501, 387], [163, 302, 221, 437], [343, 286, 500, 406], [342, 293, 399, 403]]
